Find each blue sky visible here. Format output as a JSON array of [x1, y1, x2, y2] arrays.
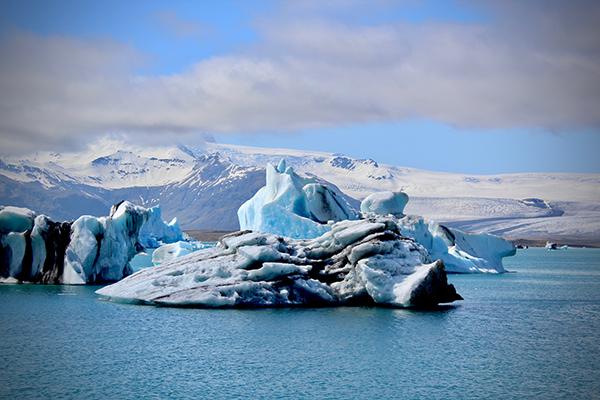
[[0, 0, 599, 174]]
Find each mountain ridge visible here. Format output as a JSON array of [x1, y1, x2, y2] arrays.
[[1, 140, 599, 244]]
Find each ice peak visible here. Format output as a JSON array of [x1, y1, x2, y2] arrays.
[[238, 161, 360, 238], [276, 158, 286, 173]]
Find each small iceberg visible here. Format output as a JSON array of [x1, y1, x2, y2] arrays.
[[545, 241, 568, 250], [360, 191, 408, 217]]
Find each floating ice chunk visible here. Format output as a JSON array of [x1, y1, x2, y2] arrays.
[[0, 206, 36, 233], [137, 206, 185, 248], [92, 201, 146, 283], [360, 191, 409, 217], [63, 216, 104, 284], [238, 161, 359, 239], [97, 216, 462, 308], [397, 216, 515, 273], [238, 164, 514, 274]]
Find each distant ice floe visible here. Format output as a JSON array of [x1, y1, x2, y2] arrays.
[[0, 202, 184, 284], [96, 217, 462, 308]]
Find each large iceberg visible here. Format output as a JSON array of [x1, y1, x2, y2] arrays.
[[97, 217, 462, 308], [238, 161, 515, 273], [238, 160, 360, 239], [0, 202, 184, 284]]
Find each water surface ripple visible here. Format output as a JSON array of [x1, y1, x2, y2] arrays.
[[1, 248, 599, 399]]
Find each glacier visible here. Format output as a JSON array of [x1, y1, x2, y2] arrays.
[[237, 160, 360, 239], [96, 217, 462, 308], [0, 202, 186, 284]]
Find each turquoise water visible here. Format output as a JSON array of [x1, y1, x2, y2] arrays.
[[1, 248, 599, 399]]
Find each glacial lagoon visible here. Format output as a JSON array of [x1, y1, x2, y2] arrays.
[[1, 248, 599, 399]]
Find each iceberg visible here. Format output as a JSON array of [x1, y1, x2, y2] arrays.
[[237, 160, 360, 239], [396, 216, 515, 273], [360, 191, 409, 217], [0, 206, 36, 233], [62, 201, 147, 284], [137, 206, 185, 248], [0, 201, 185, 284], [96, 217, 462, 308], [238, 162, 515, 273]]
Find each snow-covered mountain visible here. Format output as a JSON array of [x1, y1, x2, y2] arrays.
[[0, 144, 265, 230], [1, 140, 599, 244]]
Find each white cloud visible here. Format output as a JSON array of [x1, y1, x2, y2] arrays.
[[0, 1, 599, 154]]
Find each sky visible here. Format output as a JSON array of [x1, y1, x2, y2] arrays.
[[0, 0, 599, 174]]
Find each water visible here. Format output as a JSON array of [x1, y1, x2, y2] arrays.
[[1, 248, 599, 399]]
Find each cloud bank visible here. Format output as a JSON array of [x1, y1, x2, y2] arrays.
[[0, 0, 599, 153]]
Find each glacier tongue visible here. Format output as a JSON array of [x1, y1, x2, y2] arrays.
[[237, 161, 360, 239], [96, 216, 462, 308]]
